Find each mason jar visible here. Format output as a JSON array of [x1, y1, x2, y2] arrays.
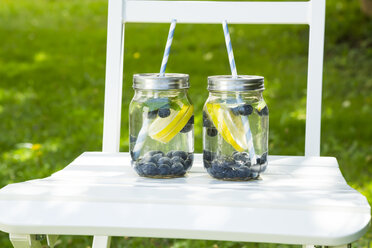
[[203, 75, 269, 180], [129, 73, 194, 178]]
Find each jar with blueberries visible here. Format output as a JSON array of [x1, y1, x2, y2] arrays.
[[203, 75, 269, 180], [129, 73, 194, 178]]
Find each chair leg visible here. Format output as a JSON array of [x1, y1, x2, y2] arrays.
[[9, 234, 42, 248], [92, 236, 111, 248], [327, 245, 352, 248], [46, 235, 59, 248]]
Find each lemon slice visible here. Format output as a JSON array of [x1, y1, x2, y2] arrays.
[[149, 104, 194, 143], [206, 103, 248, 152]]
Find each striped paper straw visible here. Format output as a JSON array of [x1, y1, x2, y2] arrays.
[[222, 20, 237, 78], [236, 96, 257, 164], [132, 116, 151, 160], [222, 20, 257, 164], [160, 19, 177, 76]]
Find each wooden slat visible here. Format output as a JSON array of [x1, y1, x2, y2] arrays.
[[124, 1, 311, 24]]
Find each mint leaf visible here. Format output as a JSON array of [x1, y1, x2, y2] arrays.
[[169, 101, 181, 111], [144, 98, 169, 112], [144, 97, 183, 112]]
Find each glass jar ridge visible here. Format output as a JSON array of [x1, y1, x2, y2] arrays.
[[208, 75, 264, 91], [133, 73, 190, 90]]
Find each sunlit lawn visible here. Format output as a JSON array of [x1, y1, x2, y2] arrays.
[[0, 0, 371, 247]]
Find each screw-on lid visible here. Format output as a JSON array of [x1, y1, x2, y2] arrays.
[[208, 75, 264, 91], [133, 73, 189, 90]]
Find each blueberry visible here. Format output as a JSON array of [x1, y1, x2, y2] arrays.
[[172, 151, 188, 160], [256, 157, 261, 164], [188, 115, 194, 124], [230, 106, 240, 116], [129, 135, 137, 143], [203, 160, 211, 168], [238, 104, 253, 116], [260, 163, 268, 172], [142, 162, 158, 175], [158, 157, 172, 166], [232, 151, 239, 156], [243, 160, 252, 167], [187, 153, 194, 161], [208, 167, 224, 179], [236, 166, 250, 178], [210, 165, 229, 179], [180, 123, 193, 133], [203, 150, 216, 162], [233, 152, 250, 162], [184, 159, 192, 170], [171, 156, 184, 165], [158, 108, 171, 118], [259, 152, 268, 165], [211, 159, 222, 168], [203, 111, 213, 128], [166, 151, 174, 158], [158, 164, 170, 175], [257, 106, 269, 116], [222, 160, 235, 167], [134, 162, 145, 175], [206, 127, 218, 137], [171, 162, 185, 175], [147, 110, 158, 119], [152, 153, 163, 163], [228, 169, 240, 178]]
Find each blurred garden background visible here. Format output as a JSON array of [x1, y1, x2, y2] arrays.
[[1, 0, 371, 247]]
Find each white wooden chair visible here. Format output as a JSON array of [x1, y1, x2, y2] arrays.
[[0, 1, 370, 248]]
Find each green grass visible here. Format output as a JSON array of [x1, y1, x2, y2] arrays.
[[0, 0, 371, 247]]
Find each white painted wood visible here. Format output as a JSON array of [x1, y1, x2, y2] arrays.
[[102, 0, 125, 153], [0, 153, 369, 246], [304, 0, 326, 156], [329, 244, 351, 248], [46, 235, 58, 248], [9, 234, 41, 248], [124, 1, 311, 24], [92, 236, 111, 248]]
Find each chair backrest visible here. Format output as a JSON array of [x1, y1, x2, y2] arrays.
[[101, 0, 326, 157]]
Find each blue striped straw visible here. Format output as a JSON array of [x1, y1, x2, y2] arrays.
[[222, 20, 237, 78], [222, 20, 257, 164], [236, 98, 257, 164], [132, 115, 151, 160], [160, 19, 177, 76]]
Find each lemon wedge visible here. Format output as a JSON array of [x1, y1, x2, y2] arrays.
[[149, 104, 194, 143], [206, 103, 248, 152]]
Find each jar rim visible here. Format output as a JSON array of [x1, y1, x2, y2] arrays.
[[208, 75, 264, 91], [133, 73, 189, 90]]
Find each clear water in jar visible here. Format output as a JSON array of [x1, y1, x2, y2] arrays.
[[203, 93, 268, 181], [129, 90, 194, 178]]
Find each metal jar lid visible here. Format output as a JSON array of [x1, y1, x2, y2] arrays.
[[133, 73, 189, 90], [208, 75, 264, 91]]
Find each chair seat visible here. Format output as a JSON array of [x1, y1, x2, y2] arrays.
[[0, 152, 369, 246]]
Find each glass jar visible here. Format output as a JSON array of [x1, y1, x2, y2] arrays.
[[129, 73, 194, 178], [203, 75, 269, 180]]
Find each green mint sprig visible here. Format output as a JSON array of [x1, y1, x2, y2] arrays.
[[144, 98, 181, 112]]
